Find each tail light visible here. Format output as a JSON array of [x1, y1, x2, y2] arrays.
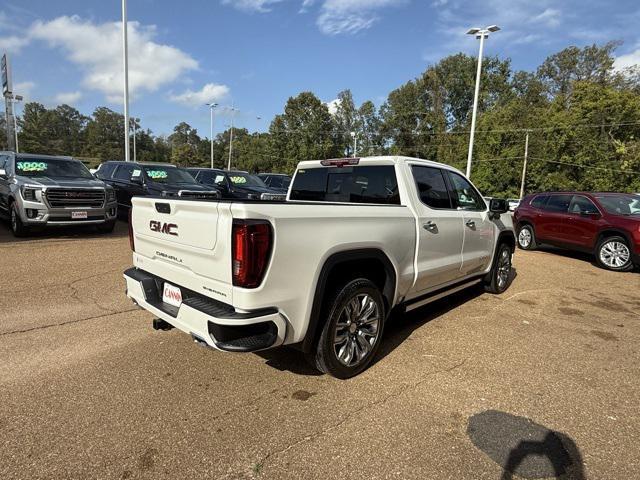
[[232, 220, 272, 288], [128, 208, 135, 252]]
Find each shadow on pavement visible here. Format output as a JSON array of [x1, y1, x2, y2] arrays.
[[0, 218, 129, 244], [467, 410, 586, 480]]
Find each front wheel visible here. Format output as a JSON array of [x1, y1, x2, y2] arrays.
[[596, 236, 633, 272], [517, 224, 537, 250], [96, 219, 116, 233], [10, 203, 29, 237], [485, 243, 514, 294], [310, 278, 385, 379]]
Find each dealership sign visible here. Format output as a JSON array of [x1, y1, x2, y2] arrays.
[[2, 54, 11, 95]]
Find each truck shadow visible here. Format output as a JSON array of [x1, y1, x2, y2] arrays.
[[258, 269, 516, 377]]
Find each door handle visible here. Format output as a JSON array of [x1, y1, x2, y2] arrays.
[[466, 220, 476, 228], [423, 221, 438, 231]]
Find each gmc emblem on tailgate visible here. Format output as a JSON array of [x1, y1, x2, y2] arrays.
[[150, 220, 178, 236]]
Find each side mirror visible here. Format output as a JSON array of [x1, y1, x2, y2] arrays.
[[489, 198, 509, 214], [0, 168, 6, 178]]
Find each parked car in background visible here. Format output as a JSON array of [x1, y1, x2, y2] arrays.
[[514, 192, 640, 271], [96, 161, 219, 215], [0, 152, 117, 237], [507, 198, 520, 211], [124, 156, 515, 378], [257, 173, 292, 193], [187, 168, 284, 200]]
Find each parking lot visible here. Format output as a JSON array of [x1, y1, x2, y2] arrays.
[[1, 221, 639, 480]]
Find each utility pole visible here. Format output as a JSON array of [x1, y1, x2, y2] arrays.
[[12, 95, 22, 153], [519, 131, 530, 199], [132, 118, 137, 162], [465, 25, 500, 178], [350, 131, 357, 157], [227, 103, 236, 171], [122, 0, 131, 161]]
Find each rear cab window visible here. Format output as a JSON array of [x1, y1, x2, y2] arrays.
[[290, 165, 400, 205]]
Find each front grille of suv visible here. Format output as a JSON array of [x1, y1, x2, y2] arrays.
[[45, 189, 106, 208]]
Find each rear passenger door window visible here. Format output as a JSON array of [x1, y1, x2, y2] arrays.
[[568, 195, 599, 215], [545, 195, 571, 213], [411, 166, 452, 209], [446, 171, 486, 211]]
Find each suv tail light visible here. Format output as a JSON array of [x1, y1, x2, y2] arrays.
[[232, 220, 272, 288], [128, 208, 135, 252]]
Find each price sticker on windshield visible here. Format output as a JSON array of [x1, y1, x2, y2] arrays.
[[17, 162, 47, 172], [147, 170, 168, 179], [229, 176, 247, 184], [132, 169, 141, 177]]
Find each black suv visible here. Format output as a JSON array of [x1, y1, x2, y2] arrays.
[[187, 168, 282, 200], [96, 161, 220, 214], [257, 173, 291, 193]]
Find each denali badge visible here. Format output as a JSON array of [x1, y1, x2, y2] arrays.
[[150, 220, 178, 236]]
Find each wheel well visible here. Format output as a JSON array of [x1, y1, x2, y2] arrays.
[[596, 229, 632, 250], [516, 220, 533, 231], [498, 231, 516, 251], [301, 249, 396, 353]]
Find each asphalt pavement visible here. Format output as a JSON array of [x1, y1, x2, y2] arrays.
[[1, 220, 638, 479]]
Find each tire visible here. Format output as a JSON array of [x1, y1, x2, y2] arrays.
[[9, 202, 29, 237], [309, 278, 386, 379], [484, 243, 514, 294], [595, 236, 633, 272], [96, 219, 116, 233], [517, 224, 537, 250]]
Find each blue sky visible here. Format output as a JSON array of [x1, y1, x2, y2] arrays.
[[1, 0, 640, 138]]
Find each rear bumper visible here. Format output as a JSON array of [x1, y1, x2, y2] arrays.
[[123, 268, 286, 352]]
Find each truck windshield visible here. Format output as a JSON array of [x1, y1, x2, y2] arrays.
[[143, 166, 200, 184], [595, 194, 640, 215], [290, 165, 400, 204], [15, 158, 94, 179]]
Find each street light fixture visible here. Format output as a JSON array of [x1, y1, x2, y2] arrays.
[[465, 24, 500, 178], [206, 102, 218, 169]]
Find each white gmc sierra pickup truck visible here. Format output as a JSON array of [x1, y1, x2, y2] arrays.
[[124, 156, 515, 378]]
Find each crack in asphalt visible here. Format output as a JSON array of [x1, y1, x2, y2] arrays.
[[253, 356, 469, 475], [3, 267, 125, 296], [0, 307, 139, 337]]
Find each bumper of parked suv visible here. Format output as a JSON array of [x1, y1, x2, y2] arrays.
[[123, 268, 287, 352], [17, 199, 118, 226]]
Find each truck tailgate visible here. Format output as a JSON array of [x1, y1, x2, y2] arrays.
[[130, 196, 233, 302]]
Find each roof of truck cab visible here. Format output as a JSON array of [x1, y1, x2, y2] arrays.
[[296, 156, 463, 173]]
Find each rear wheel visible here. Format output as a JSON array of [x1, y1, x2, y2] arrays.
[[10, 202, 29, 237], [485, 243, 513, 294], [517, 224, 537, 250], [596, 236, 633, 272], [310, 278, 385, 379]]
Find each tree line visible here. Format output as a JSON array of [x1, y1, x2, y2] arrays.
[[3, 42, 640, 197]]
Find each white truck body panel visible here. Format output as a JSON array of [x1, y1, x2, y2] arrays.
[[124, 156, 513, 352]]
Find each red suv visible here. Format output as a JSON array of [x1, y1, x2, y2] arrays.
[[514, 192, 640, 271]]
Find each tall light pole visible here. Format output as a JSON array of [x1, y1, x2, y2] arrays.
[[12, 94, 22, 153], [206, 102, 218, 169], [131, 118, 137, 162], [122, 0, 131, 161], [227, 103, 237, 171], [519, 130, 530, 199], [465, 25, 500, 178]]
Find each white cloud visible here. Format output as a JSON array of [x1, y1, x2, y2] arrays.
[[169, 83, 230, 107], [614, 48, 640, 70], [316, 0, 406, 35], [222, 0, 284, 13], [54, 91, 83, 104], [326, 97, 341, 114], [532, 8, 561, 28], [14, 81, 35, 99], [29, 15, 198, 103], [0, 35, 29, 53]]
